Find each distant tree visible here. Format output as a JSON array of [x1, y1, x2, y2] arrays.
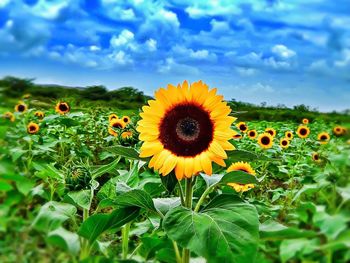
[[81, 85, 108, 100], [0, 76, 34, 97]]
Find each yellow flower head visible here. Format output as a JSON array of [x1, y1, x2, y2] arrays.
[[3, 112, 15, 122], [285, 131, 293, 140], [15, 102, 27, 113], [110, 119, 126, 130], [121, 131, 133, 139], [137, 80, 236, 180], [236, 122, 248, 133], [121, 116, 131, 125], [333, 126, 344, 136], [27, 122, 39, 134], [34, 111, 45, 119], [312, 152, 321, 163], [317, 132, 330, 144], [247, 130, 257, 139], [297, 125, 310, 139], [257, 133, 274, 149], [109, 113, 118, 122], [302, 118, 309, 124], [55, 102, 70, 115], [280, 138, 290, 149], [108, 127, 118, 137], [227, 162, 256, 193], [232, 134, 243, 139], [265, 127, 276, 137]]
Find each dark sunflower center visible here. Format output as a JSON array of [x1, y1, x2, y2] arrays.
[[59, 103, 68, 111], [314, 155, 319, 160], [320, 135, 327, 140], [29, 125, 36, 131], [18, 105, 25, 112], [261, 136, 270, 145], [159, 103, 214, 157], [240, 124, 247, 131], [249, 131, 255, 136], [123, 117, 128, 122], [267, 130, 274, 136], [287, 133, 291, 138], [113, 122, 123, 129], [282, 140, 287, 146], [300, 128, 307, 135]]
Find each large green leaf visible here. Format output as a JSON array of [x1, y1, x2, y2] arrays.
[[163, 194, 259, 263], [47, 227, 80, 255], [160, 171, 178, 193], [66, 190, 92, 210], [91, 157, 121, 179], [104, 146, 141, 160], [115, 189, 156, 212], [228, 150, 276, 161], [78, 206, 140, 244], [32, 201, 77, 232]]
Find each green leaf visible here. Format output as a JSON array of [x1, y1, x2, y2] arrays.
[[47, 227, 80, 255], [66, 190, 92, 210], [220, 171, 258, 185], [115, 189, 156, 212], [280, 238, 319, 263], [0, 180, 13, 191], [228, 150, 276, 161], [260, 219, 316, 240], [163, 194, 259, 263], [160, 171, 178, 193], [91, 157, 121, 179], [78, 206, 140, 244], [105, 146, 141, 160], [153, 198, 181, 215], [32, 201, 77, 232]]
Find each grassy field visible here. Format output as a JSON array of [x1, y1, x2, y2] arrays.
[[1, 91, 350, 263]]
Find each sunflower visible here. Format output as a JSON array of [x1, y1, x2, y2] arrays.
[[15, 102, 27, 113], [226, 162, 256, 193], [27, 122, 39, 134], [110, 119, 126, 130], [22, 93, 31, 99], [265, 127, 276, 137], [108, 127, 118, 137], [333, 126, 344, 136], [257, 133, 274, 149], [232, 134, 242, 139], [302, 118, 309, 124], [317, 132, 330, 144], [109, 113, 118, 122], [137, 80, 236, 180], [55, 102, 70, 115], [247, 130, 257, 139], [34, 111, 45, 119], [121, 131, 133, 139], [296, 125, 310, 139], [312, 152, 321, 163], [3, 112, 15, 122], [121, 116, 131, 125], [285, 131, 293, 140], [236, 122, 248, 133], [280, 138, 290, 149]]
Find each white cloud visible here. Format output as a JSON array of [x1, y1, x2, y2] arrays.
[[120, 8, 136, 20], [0, 0, 10, 8], [235, 67, 257, 76], [172, 45, 217, 62], [185, 1, 241, 18], [271, 44, 296, 59], [108, 50, 133, 66], [31, 0, 70, 20], [89, 45, 101, 52], [145, 38, 157, 51], [110, 30, 134, 47], [157, 57, 199, 75], [334, 49, 350, 67]]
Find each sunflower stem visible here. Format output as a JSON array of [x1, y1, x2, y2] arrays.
[[194, 183, 217, 212], [182, 178, 194, 263], [122, 222, 131, 259], [178, 181, 185, 206]]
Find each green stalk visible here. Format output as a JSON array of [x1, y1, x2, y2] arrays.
[[194, 183, 217, 212], [122, 222, 131, 259], [182, 178, 194, 263], [79, 208, 90, 260]]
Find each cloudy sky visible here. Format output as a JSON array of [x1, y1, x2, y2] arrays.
[[0, 0, 349, 111]]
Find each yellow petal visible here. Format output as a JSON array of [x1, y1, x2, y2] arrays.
[[184, 157, 194, 178], [160, 154, 178, 176], [175, 157, 185, 180], [209, 141, 227, 159], [200, 153, 212, 175], [140, 141, 163, 158], [154, 150, 171, 170]]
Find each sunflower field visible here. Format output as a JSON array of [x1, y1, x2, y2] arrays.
[[1, 81, 350, 263]]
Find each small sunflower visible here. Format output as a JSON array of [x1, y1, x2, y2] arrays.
[[121, 116, 131, 125], [257, 133, 274, 149], [302, 118, 309, 124], [285, 131, 293, 140], [232, 134, 243, 139], [333, 126, 344, 136], [227, 162, 256, 193], [121, 131, 133, 139], [296, 125, 310, 139], [108, 127, 118, 137], [247, 130, 257, 139], [110, 119, 126, 130], [280, 138, 290, 149], [3, 112, 15, 122], [265, 127, 276, 137], [34, 111, 45, 119], [109, 113, 118, 122], [27, 122, 39, 134], [317, 132, 330, 144], [15, 102, 27, 113], [55, 102, 70, 115], [22, 93, 31, 99], [137, 80, 236, 180], [236, 122, 248, 133], [312, 152, 321, 163]]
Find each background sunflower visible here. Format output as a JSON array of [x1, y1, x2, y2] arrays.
[[297, 125, 310, 138], [257, 133, 274, 149], [227, 161, 256, 192]]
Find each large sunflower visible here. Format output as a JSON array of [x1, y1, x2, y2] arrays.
[[227, 162, 256, 193], [317, 132, 330, 144], [280, 138, 290, 149], [3, 112, 15, 122], [137, 80, 235, 180], [236, 122, 248, 133], [15, 102, 27, 113], [297, 125, 310, 139], [55, 102, 70, 115], [257, 133, 274, 149], [285, 131, 293, 140], [247, 130, 257, 139], [109, 113, 118, 122], [302, 118, 309, 124], [265, 127, 276, 137], [27, 122, 39, 134]]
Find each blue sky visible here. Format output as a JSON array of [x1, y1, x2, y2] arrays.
[[0, 0, 349, 111]]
